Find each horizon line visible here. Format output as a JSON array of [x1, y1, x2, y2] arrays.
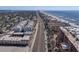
[[0, 6, 79, 10]]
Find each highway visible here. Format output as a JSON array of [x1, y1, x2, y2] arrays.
[[32, 12, 45, 52]]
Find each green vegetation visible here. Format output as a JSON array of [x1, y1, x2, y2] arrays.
[[0, 11, 36, 34], [39, 12, 59, 52], [48, 43, 51, 48]]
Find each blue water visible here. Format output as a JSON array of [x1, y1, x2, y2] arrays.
[[45, 11, 79, 25]]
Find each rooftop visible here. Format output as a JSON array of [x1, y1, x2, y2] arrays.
[[65, 26, 79, 40], [0, 34, 30, 41], [60, 27, 79, 51]]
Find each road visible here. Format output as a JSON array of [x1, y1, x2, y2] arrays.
[[29, 22, 39, 52], [44, 30, 48, 52], [32, 12, 45, 52]]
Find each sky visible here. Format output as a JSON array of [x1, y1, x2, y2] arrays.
[[0, 6, 79, 10]]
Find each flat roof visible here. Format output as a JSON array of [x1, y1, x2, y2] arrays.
[[0, 35, 30, 41], [13, 32, 24, 35], [23, 35, 30, 40]]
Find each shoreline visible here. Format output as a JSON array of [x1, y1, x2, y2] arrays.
[[41, 11, 79, 28]]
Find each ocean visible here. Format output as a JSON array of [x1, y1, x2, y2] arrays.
[[45, 11, 79, 25]]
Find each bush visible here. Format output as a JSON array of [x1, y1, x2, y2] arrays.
[[48, 43, 51, 48]]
